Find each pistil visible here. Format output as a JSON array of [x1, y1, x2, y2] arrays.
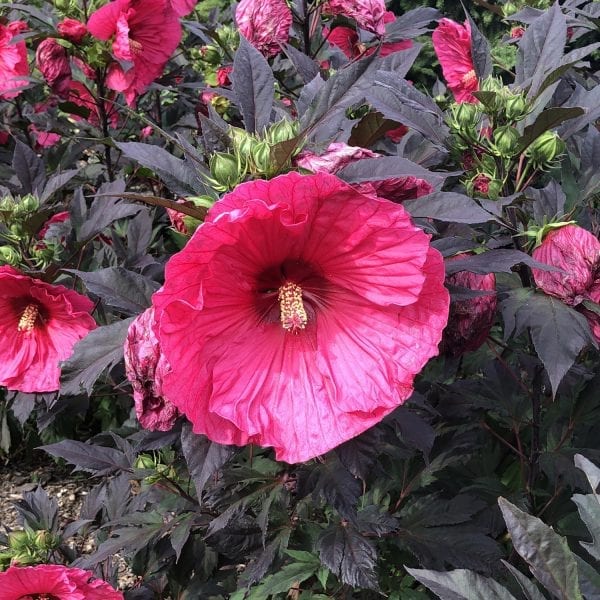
[[17, 303, 39, 332], [278, 282, 307, 333]]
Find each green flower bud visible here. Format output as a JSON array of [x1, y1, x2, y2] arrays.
[[189, 195, 216, 209], [250, 141, 273, 174], [201, 45, 221, 65], [35, 530, 59, 550], [135, 454, 156, 470], [54, 0, 75, 12], [492, 125, 520, 157], [0, 196, 15, 213], [266, 119, 298, 145], [16, 194, 40, 216], [480, 76, 504, 94], [209, 153, 244, 190], [503, 1, 519, 16], [8, 530, 31, 550], [0, 246, 21, 266], [526, 131, 565, 167], [448, 102, 481, 136], [504, 94, 529, 121]]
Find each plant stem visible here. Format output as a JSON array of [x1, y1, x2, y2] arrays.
[[95, 72, 115, 181], [527, 366, 543, 507]]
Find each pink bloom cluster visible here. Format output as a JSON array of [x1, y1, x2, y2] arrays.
[[235, 0, 292, 57], [124, 307, 180, 431], [295, 142, 434, 203], [532, 224, 600, 340], [0, 21, 29, 100], [151, 172, 449, 463], [432, 18, 479, 103], [88, 0, 182, 105], [0, 267, 97, 393], [0, 564, 123, 599]]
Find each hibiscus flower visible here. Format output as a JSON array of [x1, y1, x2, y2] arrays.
[[0, 267, 97, 393], [0, 564, 123, 599], [322, 0, 387, 36], [152, 172, 449, 463], [531, 224, 600, 341], [0, 21, 29, 100], [432, 18, 479, 103], [235, 0, 292, 57], [87, 0, 181, 106], [295, 142, 434, 203], [170, 0, 199, 17], [124, 307, 180, 431]]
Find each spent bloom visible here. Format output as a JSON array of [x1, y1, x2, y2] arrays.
[[0, 21, 29, 100], [152, 172, 449, 463], [432, 18, 479, 103], [296, 142, 433, 203], [0, 564, 123, 599], [57, 18, 88, 43], [235, 0, 292, 57], [531, 224, 600, 340], [0, 267, 97, 393], [124, 307, 180, 431], [36, 38, 72, 97], [441, 254, 497, 355], [322, 0, 387, 36], [87, 0, 182, 106]]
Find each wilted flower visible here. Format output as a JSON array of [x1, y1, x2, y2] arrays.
[[296, 142, 433, 202], [0, 267, 97, 393], [510, 25, 525, 39], [432, 18, 479, 103], [57, 17, 88, 43], [0, 564, 123, 599], [0, 21, 29, 100], [532, 224, 600, 340], [36, 38, 72, 97], [236, 0, 292, 57], [88, 0, 182, 106], [124, 307, 180, 431], [322, 0, 387, 36], [441, 254, 497, 355], [216, 65, 233, 86], [152, 172, 449, 463]]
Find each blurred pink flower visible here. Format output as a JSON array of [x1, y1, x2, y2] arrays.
[[0, 564, 123, 599], [0, 21, 29, 100], [140, 125, 154, 138], [296, 142, 433, 202], [532, 224, 600, 340], [0, 267, 97, 393], [432, 18, 479, 103], [322, 0, 387, 36], [216, 65, 232, 86], [124, 307, 180, 431], [326, 20, 411, 59], [170, 0, 199, 17], [151, 172, 448, 463], [441, 254, 497, 355], [67, 81, 118, 128], [236, 0, 292, 57], [510, 26, 525, 39], [88, 0, 182, 106], [29, 124, 61, 149], [58, 17, 88, 43], [36, 38, 72, 97]]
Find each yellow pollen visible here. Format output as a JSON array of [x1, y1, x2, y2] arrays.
[[129, 39, 143, 55], [17, 303, 39, 332], [278, 282, 307, 333], [461, 69, 477, 86]]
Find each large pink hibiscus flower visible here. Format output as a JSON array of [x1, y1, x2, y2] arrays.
[[152, 172, 449, 463], [87, 0, 181, 106], [0, 564, 123, 599], [0, 267, 97, 393], [432, 18, 479, 103], [0, 21, 29, 100]]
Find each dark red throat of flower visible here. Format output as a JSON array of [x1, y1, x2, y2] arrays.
[[17, 303, 40, 332], [278, 281, 308, 333], [22, 594, 60, 600]]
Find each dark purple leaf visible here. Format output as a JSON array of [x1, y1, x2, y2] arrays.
[[403, 192, 495, 223], [39, 439, 131, 475], [12, 138, 46, 195], [444, 249, 560, 275]]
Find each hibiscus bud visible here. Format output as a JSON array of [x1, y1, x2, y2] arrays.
[[0, 196, 15, 213], [34, 531, 59, 551], [0, 246, 21, 266], [134, 453, 157, 470], [468, 173, 502, 199], [448, 103, 480, 138], [492, 125, 520, 157], [201, 45, 221, 64], [504, 94, 528, 121], [57, 18, 87, 43], [526, 131, 565, 167], [503, 2, 519, 16], [14, 194, 40, 216], [250, 141, 273, 174], [210, 152, 244, 190], [266, 119, 298, 144], [36, 38, 72, 97]]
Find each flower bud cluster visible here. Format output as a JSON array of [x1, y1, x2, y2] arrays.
[[207, 120, 301, 191], [0, 529, 61, 569], [189, 25, 239, 87], [134, 451, 178, 485]]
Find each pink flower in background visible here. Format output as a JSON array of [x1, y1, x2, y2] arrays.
[[29, 124, 61, 149], [296, 142, 433, 203], [236, 0, 292, 57], [67, 81, 118, 128], [441, 254, 497, 355], [36, 38, 72, 97], [216, 65, 232, 86], [88, 0, 182, 106], [58, 17, 88, 43], [432, 18, 479, 103], [510, 26, 525, 39], [140, 125, 154, 138], [170, 0, 199, 17], [532, 224, 600, 340], [152, 172, 448, 463], [0, 267, 97, 393], [0, 21, 29, 100], [0, 564, 123, 599], [322, 0, 387, 36], [124, 308, 180, 431]]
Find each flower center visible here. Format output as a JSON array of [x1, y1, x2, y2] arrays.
[[461, 69, 477, 86], [278, 281, 307, 333], [17, 303, 40, 332], [129, 39, 143, 55], [20, 594, 60, 600]]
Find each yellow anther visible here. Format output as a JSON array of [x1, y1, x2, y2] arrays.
[[461, 69, 477, 87], [278, 282, 307, 333], [17, 303, 39, 332]]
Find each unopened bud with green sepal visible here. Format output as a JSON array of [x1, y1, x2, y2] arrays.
[[0, 246, 21, 266], [492, 125, 520, 157], [526, 131, 565, 167], [505, 94, 529, 121]]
